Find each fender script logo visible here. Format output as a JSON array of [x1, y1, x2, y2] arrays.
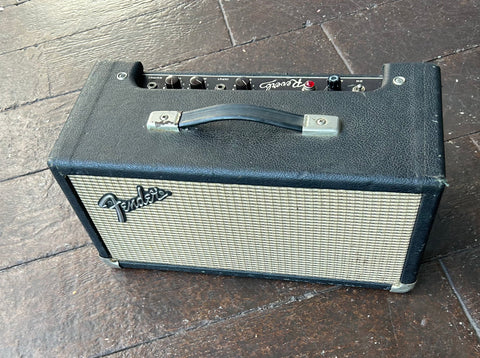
[[98, 186, 171, 223], [258, 78, 305, 91]]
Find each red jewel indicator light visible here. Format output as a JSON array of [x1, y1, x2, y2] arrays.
[[303, 80, 316, 91]]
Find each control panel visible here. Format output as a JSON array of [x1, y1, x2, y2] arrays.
[[142, 73, 383, 92]]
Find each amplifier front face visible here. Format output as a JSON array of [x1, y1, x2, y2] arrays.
[[69, 175, 422, 287]]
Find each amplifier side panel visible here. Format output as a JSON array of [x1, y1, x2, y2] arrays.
[[69, 175, 422, 287]]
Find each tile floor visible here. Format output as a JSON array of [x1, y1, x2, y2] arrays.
[[0, 0, 479, 356]]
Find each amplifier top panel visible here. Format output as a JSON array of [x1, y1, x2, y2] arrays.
[[48, 62, 445, 193]]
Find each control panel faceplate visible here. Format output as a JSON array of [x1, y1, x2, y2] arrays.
[[142, 73, 383, 92]]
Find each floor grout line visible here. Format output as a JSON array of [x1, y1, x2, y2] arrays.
[[426, 44, 480, 62], [155, 25, 310, 70], [218, 0, 236, 46], [318, 0, 404, 74], [156, 45, 233, 70], [320, 24, 354, 74], [445, 129, 480, 143], [93, 286, 341, 357], [422, 243, 480, 264], [439, 259, 480, 340], [469, 135, 480, 152], [0, 168, 49, 183], [0, 243, 91, 273], [1, 0, 31, 9], [0, 88, 80, 113]]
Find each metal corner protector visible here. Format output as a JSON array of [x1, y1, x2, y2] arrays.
[[100, 257, 121, 268], [390, 281, 416, 293]]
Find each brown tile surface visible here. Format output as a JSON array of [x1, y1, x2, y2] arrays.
[[0, 0, 178, 53], [425, 133, 480, 258], [112, 262, 480, 357], [386, 261, 480, 357], [441, 247, 480, 331], [435, 48, 480, 140], [0, 46, 49, 109], [220, 0, 374, 45], [0, 92, 77, 180], [42, 0, 230, 97], [0, 0, 230, 109], [0, 170, 89, 270], [0, 245, 324, 357], [164, 25, 349, 74], [322, 0, 480, 73], [1, 0, 479, 356]]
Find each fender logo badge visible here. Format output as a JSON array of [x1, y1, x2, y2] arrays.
[[98, 186, 171, 223]]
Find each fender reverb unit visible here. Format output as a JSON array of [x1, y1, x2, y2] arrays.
[[48, 62, 446, 292]]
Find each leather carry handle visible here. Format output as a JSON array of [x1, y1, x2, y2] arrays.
[[180, 104, 303, 131], [147, 104, 340, 136]]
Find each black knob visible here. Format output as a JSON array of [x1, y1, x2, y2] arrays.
[[235, 77, 251, 90], [165, 75, 181, 89], [189, 76, 205, 89], [327, 75, 341, 91]]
